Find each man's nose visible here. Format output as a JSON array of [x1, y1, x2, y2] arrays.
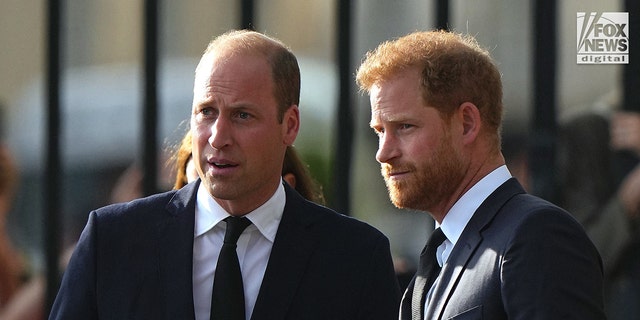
[[376, 133, 399, 163], [209, 117, 232, 149]]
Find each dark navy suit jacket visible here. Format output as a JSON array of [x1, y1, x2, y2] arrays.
[[49, 181, 401, 319], [400, 178, 605, 320]]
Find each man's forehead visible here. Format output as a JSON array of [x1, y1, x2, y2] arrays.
[[369, 83, 383, 99]]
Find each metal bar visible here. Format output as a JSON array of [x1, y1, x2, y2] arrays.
[[530, 0, 558, 202], [240, 0, 256, 30], [331, 0, 354, 214], [142, 0, 159, 196], [435, 0, 449, 30], [45, 0, 63, 314], [623, 0, 640, 111]]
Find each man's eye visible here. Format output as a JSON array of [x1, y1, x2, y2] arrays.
[[238, 112, 250, 119]]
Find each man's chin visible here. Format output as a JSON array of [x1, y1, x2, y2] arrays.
[[387, 185, 426, 211], [387, 187, 408, 209], [202, 180, 235, 200]]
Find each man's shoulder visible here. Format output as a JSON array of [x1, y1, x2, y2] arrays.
[[491, 191, 592, 247], [92, 189, 184, 222], [471, 179, 589, 243], [294, 199, 388, 240], [489, 178, 576, 226], [507, 192, 576, 223]]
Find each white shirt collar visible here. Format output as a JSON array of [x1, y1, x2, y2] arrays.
[[194, 180, 285, 243], [437, 165, 511, 257]]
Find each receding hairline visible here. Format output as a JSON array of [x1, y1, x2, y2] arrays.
[[197, 31, 273, 71], [203, 30, 288, 60], [194, 29, 301, 120]]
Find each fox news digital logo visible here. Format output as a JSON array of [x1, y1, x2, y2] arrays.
[[577, 12, 629, 64]]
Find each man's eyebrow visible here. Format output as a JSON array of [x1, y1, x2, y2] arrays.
[[193, 93, 219, 106], [371, 113, 412, 124], [227, 102, 260, 111]]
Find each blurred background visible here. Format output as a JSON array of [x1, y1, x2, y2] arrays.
[[1, 0, 638, 318]]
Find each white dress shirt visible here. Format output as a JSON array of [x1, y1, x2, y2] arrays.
[[424, 165, 512, 315], [193, 181, 285, 320]]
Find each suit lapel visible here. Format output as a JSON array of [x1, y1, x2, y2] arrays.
[[251, 184, 322, 319], [427, 179, 525, 319], [157, 181, 198, 319], [427, 227, 482, 320]]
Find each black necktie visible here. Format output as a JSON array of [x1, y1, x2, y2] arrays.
[[410, 228, 447, 320], [210, 216, 252, 320]]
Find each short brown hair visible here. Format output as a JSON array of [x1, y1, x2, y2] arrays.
[[356, 30, 503, 147]]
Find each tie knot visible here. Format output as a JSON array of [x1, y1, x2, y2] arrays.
[[428, 228, 447, 248], [418, 228, 447, 270], [223, 216, 252, 245]]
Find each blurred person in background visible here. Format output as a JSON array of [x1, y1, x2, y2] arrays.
[[49, 29, 400, 319], [280, 146, 326, 205], [557, 110, 640, 320], [0, 143, 23, 311], [0, 110, 43, 319], [171, 130, 199, 190], [357, 30, 605, 319]]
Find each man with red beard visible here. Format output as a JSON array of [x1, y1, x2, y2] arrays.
[[356, 30, 605, 320]]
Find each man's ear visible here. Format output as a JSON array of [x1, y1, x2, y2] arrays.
[[283, 173, 297, 188], [282, 105, 300, 145], [459, 102, 481, 144]]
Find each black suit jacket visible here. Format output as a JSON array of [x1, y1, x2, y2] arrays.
[[49, 181, 401, 319], [400, 178, 605, 320]]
